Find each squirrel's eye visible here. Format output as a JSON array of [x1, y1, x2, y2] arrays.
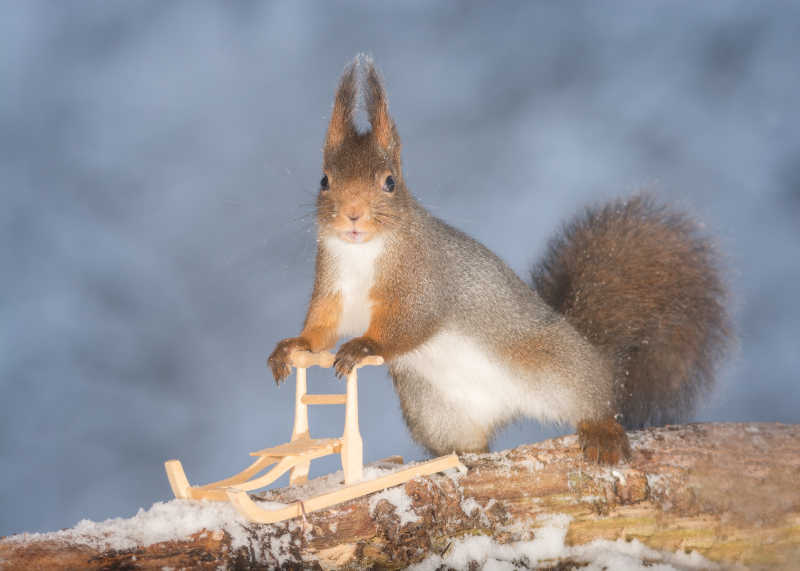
[[320, 175, 329, 191], [383, 175, 395, 193]]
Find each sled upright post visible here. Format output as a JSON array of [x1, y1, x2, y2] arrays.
[[164, 350, 463, 524]]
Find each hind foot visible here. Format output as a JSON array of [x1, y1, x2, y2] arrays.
[[577, 417, 631, 464]]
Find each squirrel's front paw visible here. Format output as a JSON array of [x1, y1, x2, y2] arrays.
[[334, 337, 381, 378], [268, 337, 311, 384], [577, 417, 631, 464]]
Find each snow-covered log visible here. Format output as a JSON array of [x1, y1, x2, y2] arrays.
[[2, 423, 799, 569]]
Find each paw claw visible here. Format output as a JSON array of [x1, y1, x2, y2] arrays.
[[267, 337, 310, 383], [334, 337, 381, 378]]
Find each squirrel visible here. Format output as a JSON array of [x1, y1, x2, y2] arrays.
[[268, 55, 731, 464]]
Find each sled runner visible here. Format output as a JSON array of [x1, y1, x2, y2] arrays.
[[164, 350, 463, 524]]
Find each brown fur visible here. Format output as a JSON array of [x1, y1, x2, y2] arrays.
[[301, 293, 341, 352], [324, 63, 357, 150], [532, 196, 731, 428], [578, 416, 632, 464], [268, 336, 311, 382], [269, 56, 732, 463]]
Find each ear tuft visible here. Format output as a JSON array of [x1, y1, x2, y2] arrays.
[[324, 60, 358, 151], [363, 58, 399, 152]]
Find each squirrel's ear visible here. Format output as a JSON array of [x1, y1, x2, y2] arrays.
[[325, 61, 357, 151], [364, 58, 400, 153]]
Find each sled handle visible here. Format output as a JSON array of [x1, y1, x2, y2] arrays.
[[287, 350, 382, 485], [288, 350, 384, 369]]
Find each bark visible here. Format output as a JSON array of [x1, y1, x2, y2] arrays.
[[2, 423, 799, 570]]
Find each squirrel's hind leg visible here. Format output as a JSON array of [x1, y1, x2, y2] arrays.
[[577, 417, 631, 464], [390, 365, 492, 457]]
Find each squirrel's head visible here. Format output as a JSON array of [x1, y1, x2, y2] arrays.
[[317, 56, 409, 244]]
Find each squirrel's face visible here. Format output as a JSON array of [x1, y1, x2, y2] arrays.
[[318, 134, 404, 244], [317, 56, 406, 245]]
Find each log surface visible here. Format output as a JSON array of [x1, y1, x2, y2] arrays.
[[2, 423, 799, 569]]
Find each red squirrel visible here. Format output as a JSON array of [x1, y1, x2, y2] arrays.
[[268, 56, 731, 464]]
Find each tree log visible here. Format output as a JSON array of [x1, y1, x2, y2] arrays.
[[2, 423, 799, 569]]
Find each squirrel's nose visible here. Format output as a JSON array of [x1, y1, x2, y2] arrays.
[[343, 203, 366, 222]]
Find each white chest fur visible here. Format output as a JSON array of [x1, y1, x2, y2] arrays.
[[393, 330, 577, 427], [323, 235, 385, 338]]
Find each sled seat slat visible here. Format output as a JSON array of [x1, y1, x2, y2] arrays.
[[301, 394, 347, 405], [250, 437, 342, 458]]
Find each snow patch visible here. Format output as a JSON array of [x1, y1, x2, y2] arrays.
[[647, 473, 666, 493], [5, 500, 254, 553], [444, 464, 468, 485], [255, 460, 404, 504], [3, 456, 424, 563], [460, 497, 481, 516], [518, 457, 545, 471], [461, 497, 496, 526], [268, 533, 294, 566], [368, 487, 420, 525], [410, 513, 717, 571]]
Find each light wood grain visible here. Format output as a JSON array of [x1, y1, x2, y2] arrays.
[[165, 456, 279, 501], [163, 350, 459, 525], [341, 369, 363, 484], [288, 350, 335, 368], [301, 394, 348, 405], [288, 350, 383, 369], [226, 454, 462, 524], [289, 367, 310, 484], [249, 438, 343, 458]]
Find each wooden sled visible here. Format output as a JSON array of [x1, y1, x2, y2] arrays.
[[165, 350, 463, 524]]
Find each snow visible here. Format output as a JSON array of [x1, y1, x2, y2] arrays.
[[518, 458, 544, 471], [460, 497, 482, 516], [368, 486, 421, 525], [444, 464, 467, 486], [255, 458, 405, 504], [4, 457, 413, 555], [5, 499, 252, 553], [4, 492, 722, 570], [268, 533, 294, 566], [410, 514, 718, 571], [647, 473, 666, 492], [4, 456, 720, 569], [460, 498, 495, 526], [3, 498, 308, 566]]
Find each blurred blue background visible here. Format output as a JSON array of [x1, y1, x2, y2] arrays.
[[2, 1, 799, 536]]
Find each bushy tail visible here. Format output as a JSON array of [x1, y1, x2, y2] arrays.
[[532, 195, 732, 428]]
